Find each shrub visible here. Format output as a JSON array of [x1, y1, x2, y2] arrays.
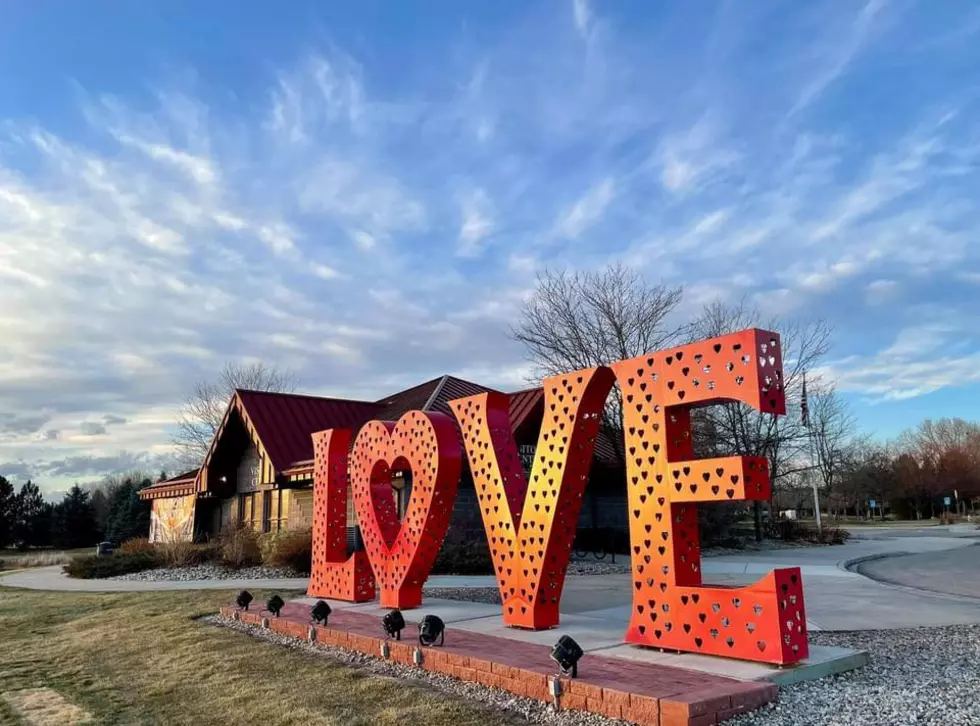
[[159, 539, 203, 568], [118, 537, 155, 555], [262, 528, 313, 573], [217, 523, 262, 569], [815, 526, 851, 545], [432, 537, 494, 575], [64, 551, 161, 579], [765, 517, 851, 545]]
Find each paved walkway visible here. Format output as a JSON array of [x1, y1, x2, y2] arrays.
[[856, 543, 980, 600], [0, 567, 309, 592], [4, 526, 979, 631]]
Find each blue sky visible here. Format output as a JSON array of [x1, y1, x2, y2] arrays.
[[1, 0, 978, 495]]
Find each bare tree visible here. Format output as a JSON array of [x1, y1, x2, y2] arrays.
[[513, 264, 684, 373], [511, 263, 684, 433], [689, 299, 834, 485], [687, 299, 839, 536], [898, 418, 980, 517], [172, 362, 296, 468], [808, 384, 858, 511]]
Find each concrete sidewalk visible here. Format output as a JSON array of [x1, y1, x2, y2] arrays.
[[0, 567, 309, 592], [4, 531, 979, 631]]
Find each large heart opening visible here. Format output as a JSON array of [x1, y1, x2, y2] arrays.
[[351, 411, 461, 608]]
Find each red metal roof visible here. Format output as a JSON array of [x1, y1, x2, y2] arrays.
[[375, 375, 498, 420], [507, 387, 544, 433], [236, 389, 382, 471], [154, 376, 626, 500]]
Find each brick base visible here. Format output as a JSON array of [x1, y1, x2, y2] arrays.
[[219, 603, 777, 726]]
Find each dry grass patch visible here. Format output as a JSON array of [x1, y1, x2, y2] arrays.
[[0, 587, 522, 726], [2, 688, 92, 726]]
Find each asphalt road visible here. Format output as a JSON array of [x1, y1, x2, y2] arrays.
[[857, 542, 980, 600]]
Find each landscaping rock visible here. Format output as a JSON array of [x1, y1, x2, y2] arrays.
[[731, 625, 980, 726], [107, 564, 301, 581], [208, 614, 623, 725]]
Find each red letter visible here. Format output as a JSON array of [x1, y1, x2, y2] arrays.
[[307, 428, 375, 602], [450, 367, 614, 628], [351, 411, 462, 608], [610, 329, 808, 665]]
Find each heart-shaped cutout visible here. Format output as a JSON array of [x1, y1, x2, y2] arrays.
[[351, 411, 461, 608]]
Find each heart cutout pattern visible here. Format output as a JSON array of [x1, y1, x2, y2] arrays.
[[449, 367, 614, 629], [351, 411, 461, 608]]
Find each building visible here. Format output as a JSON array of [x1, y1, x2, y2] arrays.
[[139, 375, 626, 546]]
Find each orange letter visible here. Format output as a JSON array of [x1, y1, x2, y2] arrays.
[[450, 367, 614, 628], [610, 329, 808, 665], [351, 411, 462, 608], [307, 428, 376, 602]]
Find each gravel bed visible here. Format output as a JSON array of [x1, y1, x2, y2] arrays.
[[206, 614, 620, 725], [108, 564, 302, 581], [731, 625, 980, 726], [567, 559, 633, 575], [425, 587, 502, 604], [208, 617, 980, 725]]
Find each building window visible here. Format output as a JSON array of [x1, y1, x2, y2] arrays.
[[262, 491, 272, 533]]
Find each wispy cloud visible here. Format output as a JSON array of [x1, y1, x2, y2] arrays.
[[572, 0, 592, 38], [552, 178, 614, 239], [457, 188, 495, 257], [788, 0, 889, 118], [2, 1, 979, 489]]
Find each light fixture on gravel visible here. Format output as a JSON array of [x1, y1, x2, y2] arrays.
[[418, 614, 445, 647], [236, 590, 253, 611], [311, 600, 331, 625], [550, 635, 583, 678], [383, 609, 406, 640], [266, 594, 285, 618]]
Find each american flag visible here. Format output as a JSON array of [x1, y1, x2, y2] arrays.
[[801, 372, 809, 428]]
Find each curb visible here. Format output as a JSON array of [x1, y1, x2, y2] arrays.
[[840, 552, 911, 574]]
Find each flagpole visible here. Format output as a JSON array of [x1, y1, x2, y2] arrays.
[[802, 372, 822, 535]]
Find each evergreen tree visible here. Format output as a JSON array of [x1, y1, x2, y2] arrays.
[[52, 485, 98, 549], [13, 481, 47, 549], [90, 487, 112, 540], [0, 475, 16, 548], [105, 478, 151, 543]]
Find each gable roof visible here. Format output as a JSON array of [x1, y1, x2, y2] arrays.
[[507, 387, 544, 433], [236, 389, 382, 472], [145, 373, 628, 501], [374, 375, 497, 420], [138, 469, 199, 500]]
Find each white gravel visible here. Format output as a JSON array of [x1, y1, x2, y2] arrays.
[[206, 614, 621, 725], [108, 564, 302, 581], [567, 559, 633, 575], [731, 625, 980, 726], [207, 616, 980, 725]]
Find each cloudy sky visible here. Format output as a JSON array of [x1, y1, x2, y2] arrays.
[[1, 0, 978, 496]]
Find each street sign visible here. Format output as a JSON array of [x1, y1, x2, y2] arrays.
[[944, 496, 952, 507], [869, 499, 877, 509]]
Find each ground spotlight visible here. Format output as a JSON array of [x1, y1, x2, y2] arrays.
[[311, 600, 331, 625], [236, 590, 253, 611], [266, 594, 285, 618], [383, 610, 406, 640], [550, 635, 584, 678], [418, 615, 445, 647]]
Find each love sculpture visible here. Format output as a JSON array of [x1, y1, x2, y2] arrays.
[[308, 328, 809, 665]]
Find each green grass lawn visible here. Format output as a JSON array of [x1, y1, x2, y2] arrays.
[[0, 587, 522, 726]]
